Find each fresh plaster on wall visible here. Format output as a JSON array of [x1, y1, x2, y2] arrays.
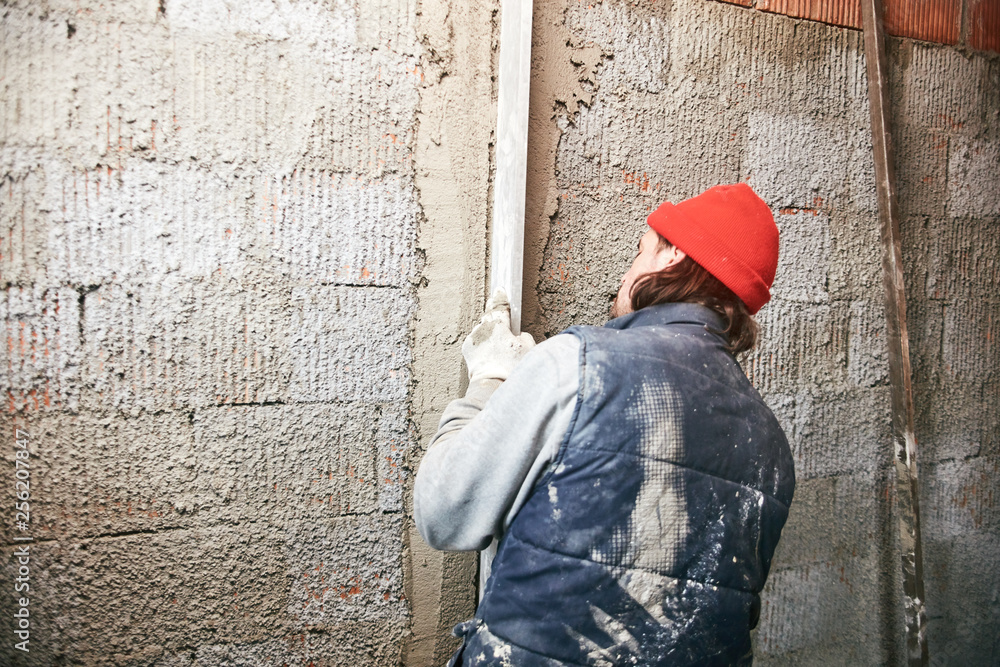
[[519, 1, 604, 340], [404, 0, 500, 663]]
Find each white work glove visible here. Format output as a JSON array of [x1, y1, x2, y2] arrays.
[[461, 289, 536, 383]]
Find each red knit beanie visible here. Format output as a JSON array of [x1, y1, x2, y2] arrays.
[[646, 183, 779, 314]]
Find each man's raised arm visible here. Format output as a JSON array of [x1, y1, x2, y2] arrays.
[[413, 291, 579, 551]]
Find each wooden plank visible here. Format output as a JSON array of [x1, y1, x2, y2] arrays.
[[860, 0, 930, 663], [490, 0, 533, 336]]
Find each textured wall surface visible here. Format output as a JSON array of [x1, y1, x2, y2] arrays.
[[891, 38, 1000, 665], [0, 0, 436, 663], [525, 0, 998, 664], [1, 0, 996, 665], [405, 0, 498, 662]]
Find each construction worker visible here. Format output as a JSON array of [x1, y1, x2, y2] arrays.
[[414, 183, 796, 665]]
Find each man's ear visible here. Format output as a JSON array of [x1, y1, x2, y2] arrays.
[[656, 243, 687, 270]]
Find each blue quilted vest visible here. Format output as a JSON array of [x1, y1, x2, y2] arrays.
[[453, 303, 795, 666]]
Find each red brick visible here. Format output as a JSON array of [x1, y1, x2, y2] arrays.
[[969, 0, 1000, 52], [884, 0, 960, 44], [756, 0, 862, 29]]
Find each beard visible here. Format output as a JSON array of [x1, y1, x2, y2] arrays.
[[609, 292, 631, 319]]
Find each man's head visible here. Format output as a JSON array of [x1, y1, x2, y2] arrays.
[[610, 229, 686, 319], [610, 183, 779, 355]]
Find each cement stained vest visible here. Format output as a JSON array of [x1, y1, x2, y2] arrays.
[[465, 303, 795, 666]]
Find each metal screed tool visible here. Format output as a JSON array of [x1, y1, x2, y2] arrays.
[[480, 0, 533, 602]]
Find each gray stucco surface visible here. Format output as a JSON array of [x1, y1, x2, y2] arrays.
[[1, 0, 996, 665], [2, 0, 421, 663]]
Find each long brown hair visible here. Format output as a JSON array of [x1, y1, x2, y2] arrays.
[[630, 241, 760, 356]]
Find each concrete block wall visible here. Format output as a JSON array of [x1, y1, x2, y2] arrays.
[[891, 38, 1000, 665], [526, 0, 998, 664], [0, 0, 464, 663], [2, 0, 995, 664]]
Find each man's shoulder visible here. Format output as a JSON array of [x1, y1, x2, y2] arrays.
[[563, 318, 706, 350], [526, 332, 580, 366]]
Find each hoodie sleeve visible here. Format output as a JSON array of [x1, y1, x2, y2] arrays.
[[413, 333, 580, 551]]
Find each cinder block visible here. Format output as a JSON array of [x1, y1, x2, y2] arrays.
[[45, 163, 250, 286], [919, 458, 1000, 659], [847, 299, 889, 388], [754, 471, 907, 664], [903, 291, 945, 383], [565, 1, 670, 95], [0, 409, 198, 543], [772, 210, 831, 304], [284, 515, 407, 627], [920, 213, 1000, 301], [754, 555, 891, 667], [0, 3, 421, 173], [43, 162, 419, 288], [0, 8, 82, 152], [375, 404, 410, 513], [192, 402, 410, 518], [537, 192, 647, 336], [286, 284, 415, 404], [777, 387, 891, 480], [259, 170, 420, 287], [167, 0, 357, 41], [923, 456, 1000, 539], [0, 164, 50, 288], [745, 300, 847, 395], [1, 1, 425, 665], [948, 137, 1000, 218], [3, 1, 163, 24], [0, 524, 291, 665], [0, 285, 81, 412], [0, 8, 173, 158], [555, 93, 743, 210], [899, 214, 933, 300], [768, 472, 889, 567], [892, 122, 950, 220], [168, 39, 420, 173], [913, 378, 998, 462], [77, 278, 414, 410], [748, 298, 889, 395], [941, 297, 999, 381], [0, 402, 412, 543], [825, 209, 882, 301], [669, 0, 868, 122], [151, 622, 407, 667], [79, 275, 281, 410], [165, 0, 421, 173], [755, 561, 826, 658], [745, 111, 875, 214], [756, 544, 894, 663], [899, 43, 994, 134], [921, 532, 1000, 666]]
